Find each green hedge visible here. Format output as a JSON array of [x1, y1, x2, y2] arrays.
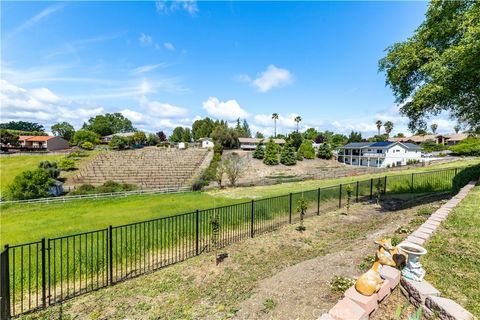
[[452, 164, 480, 194]]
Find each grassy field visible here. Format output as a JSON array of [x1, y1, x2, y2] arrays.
[[0, 154, 64, 194], [1, 158, 478, 246], [0, 151, 99, 196], [423, 184, 480, 317]]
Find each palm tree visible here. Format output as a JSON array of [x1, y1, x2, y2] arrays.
[[272, 113, 279, 138], [384, 121, 394, 137], [375, 120, 383, 136], [431, 123, 438, 135], [454, 125, 461, 134], [294, 116, 302, 132]]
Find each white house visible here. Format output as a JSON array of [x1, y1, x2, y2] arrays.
[[337, 141, 422, 168], [238, 137, 286, 150], [198, 138, 214, 148]]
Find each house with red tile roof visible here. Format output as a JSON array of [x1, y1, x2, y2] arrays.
[[18, 135, 70, 151]]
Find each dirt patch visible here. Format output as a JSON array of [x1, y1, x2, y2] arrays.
[[222, 150, 369, 187], [233, 203, 421, 320]]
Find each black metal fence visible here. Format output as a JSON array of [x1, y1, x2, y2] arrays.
[[0, 167, 461, 319]]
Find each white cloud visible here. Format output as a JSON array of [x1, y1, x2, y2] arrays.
[[30, 88, 61, 103], [239, 65, 293, 92], [6, 3, 67, 39], [121, 109, 145, 123], [0, 80, 104, 128], [202, 97, 249, 121], [139, 33, 153, 46], [132, 63, 167, 74], [156, 0, 198, 15], [138, 96, 187, 118], [163, 42, 175, 51]]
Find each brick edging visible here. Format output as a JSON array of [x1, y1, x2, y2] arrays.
[[319, 180, 478, 320]]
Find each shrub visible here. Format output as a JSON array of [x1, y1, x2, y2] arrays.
[[263, 139, 279, 165], [131, 131, 147, 145], [449, 137, 480, 156], [298, 140, 315, 159], [109, 135, 130, 150], [280, 142, 296, 165], [71, 130, 100, 146], [38, 161, 60, 179], [252, 143, 264, 159], [5, 169, 54, 200], [81, 141, 94, 150], [67, 148, 87, 158], [420, 140, 447, 153], [223, 153, 246, 187], [452, 164, 480, 194], [193, 145, 223, 190], [69, 181, 136, 195], [317, 143, 333, 159], [96, 180, 136, 193], [58, 158, 76, 171], [146, 133, 160, 146], [296, 151, 304, 161]]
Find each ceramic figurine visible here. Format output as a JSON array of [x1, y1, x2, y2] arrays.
[[355, 260, 384, 296]]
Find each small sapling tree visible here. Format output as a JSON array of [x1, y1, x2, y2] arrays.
[[210, 209, 221, 265], [296, 196, 308, 232], [223, 153, 246, 187], [345, 185, 353, 214]]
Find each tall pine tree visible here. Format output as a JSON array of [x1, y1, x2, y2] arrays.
[[263, 139, 279, 165], [252, 142, 264, 159], [280, 142, 296, 165]]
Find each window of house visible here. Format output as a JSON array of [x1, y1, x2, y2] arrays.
[[377, 149, 382, 153]]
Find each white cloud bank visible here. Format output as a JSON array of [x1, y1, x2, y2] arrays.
[[239, 65, 293, 92], [202, 97, 249, 121], [0, 80, 104, 128]]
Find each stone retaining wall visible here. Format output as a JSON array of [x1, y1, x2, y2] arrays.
[[319, 180, 477, 320]]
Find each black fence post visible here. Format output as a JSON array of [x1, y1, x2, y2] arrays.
[[289, 193, 292, 224], [454, 167, 458, 176], [1, 245, 11, 320], [250, 200, 255, 238], [356, 181, 359, 203], [383, 176, 387, 194], [411, 173, 414, 193], [195, 210, 199, 256], [41, 238, 47, 309], [109, 226, 113, 286], [317, 188, 320, 215], [370, 178, 373, 199], [338, 184, 342, 208]]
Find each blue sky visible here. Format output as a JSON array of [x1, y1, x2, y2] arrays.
[[1, 1, 455, 136]]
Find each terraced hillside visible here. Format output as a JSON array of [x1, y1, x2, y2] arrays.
[[73, 147, 211, 189]]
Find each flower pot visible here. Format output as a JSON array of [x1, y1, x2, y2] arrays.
[[397, 242, 427, 281]]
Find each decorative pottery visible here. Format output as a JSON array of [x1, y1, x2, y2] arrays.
[[397, 242, 427, 281]]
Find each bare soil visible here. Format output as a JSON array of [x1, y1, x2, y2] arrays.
[[222, 150, 365, 187]]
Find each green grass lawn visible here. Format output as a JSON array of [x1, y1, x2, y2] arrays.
[[0, 154, 64, 194], [423, 184, 480, 317], [1, 158, 479, 246]]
